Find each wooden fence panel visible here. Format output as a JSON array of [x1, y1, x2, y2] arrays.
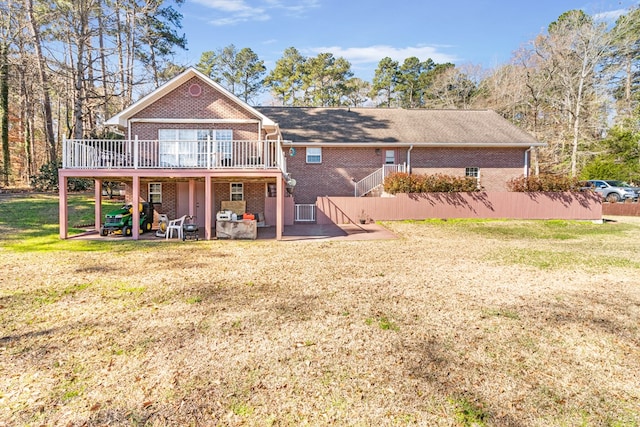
[[316, 192, 602, 225]]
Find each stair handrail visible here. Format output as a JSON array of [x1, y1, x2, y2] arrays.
[[354, 163, 407, 197], [355, 168, 383, 197]]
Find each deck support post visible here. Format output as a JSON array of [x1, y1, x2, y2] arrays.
[[132, 175, 140, 240], [59, 173, 68, 239], [94, 179, 102, 233], [276, 174, 284, 240], [204, 176, 212, 240]]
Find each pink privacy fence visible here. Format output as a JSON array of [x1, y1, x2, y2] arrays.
[[316, 192, 602, 225], [602, 202, 640, 216]]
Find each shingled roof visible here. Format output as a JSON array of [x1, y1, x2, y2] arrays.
[[255, 107, 543, 147]]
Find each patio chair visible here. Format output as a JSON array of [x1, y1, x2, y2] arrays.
[[165, 215, 186, 240]]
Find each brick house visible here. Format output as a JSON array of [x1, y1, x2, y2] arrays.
[[257, 107, 543, 205], [58, 68, 544, 240]]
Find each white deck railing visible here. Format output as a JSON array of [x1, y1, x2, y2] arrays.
[[355, 164, 406, 196], [62, 137, 286, 171]]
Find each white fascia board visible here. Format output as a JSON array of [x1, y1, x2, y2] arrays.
[[283, 141, 547, 148], [128, 118, 261, 124]]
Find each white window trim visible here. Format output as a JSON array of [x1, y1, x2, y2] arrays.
[[230, 182, 244, 201], [306, 147, 322, 164], [465, 167, 480, 187], [385, 150, 395, 165], [148, 182, 162, 204], [465, 167, 480, 178]]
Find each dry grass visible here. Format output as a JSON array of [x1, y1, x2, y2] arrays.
[[1, 215, 640, 426]]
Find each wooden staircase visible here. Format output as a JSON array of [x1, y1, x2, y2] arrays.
[[354, 164, 406, 197]]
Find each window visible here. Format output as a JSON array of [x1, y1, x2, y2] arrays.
[[230, 182, 244, 201], [465, 167, 479, 178], [158, 129, 232, 167], [148, 183, 162, 203], [215, 129, 233, 165], [385, 150, 395, 164], [465, 167, 480, 186], [306, 147, 322, 163]]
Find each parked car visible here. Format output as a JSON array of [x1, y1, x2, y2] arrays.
[[582, 180, 640, 202]]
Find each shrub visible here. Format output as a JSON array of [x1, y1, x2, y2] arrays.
[[383, 172, 480, 194], [383, 172, 415, 194], [507, 174, 582, 192], [30, 161, 59, 191], [30, 161, 92, 192]]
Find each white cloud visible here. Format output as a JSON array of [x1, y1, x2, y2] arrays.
[[194, 0, 319, 26], [265, 0, 320, 16], [192, 0, 252, 12], [208, 12, 270, 26], [593, 8, 627, 22], [306, 44, 458, 65]]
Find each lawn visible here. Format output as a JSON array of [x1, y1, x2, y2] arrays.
[[1, 194, 639, 426]]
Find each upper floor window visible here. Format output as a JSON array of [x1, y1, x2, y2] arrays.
[[158, 129, 233, 167], [306, 147, 322, 164], [385, 150, 395, 164], [215, 130, 233, 163]]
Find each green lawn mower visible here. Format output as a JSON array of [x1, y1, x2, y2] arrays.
[[100, 202, 154, 237]]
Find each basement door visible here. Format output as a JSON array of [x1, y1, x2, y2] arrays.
[[176, 182, 206, 228]]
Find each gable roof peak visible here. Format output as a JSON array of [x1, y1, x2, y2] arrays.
[[105, 67, 276, 128]]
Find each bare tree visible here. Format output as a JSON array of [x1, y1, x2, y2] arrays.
[[536, 10, 611, 176]]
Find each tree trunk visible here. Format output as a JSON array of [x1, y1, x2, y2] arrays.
[[72, 1, 90, 139], [96, 2, 110, 124], [115, 0, 127, 109], [25, 0, 56, 163], [1, 42, 10, 186], [125, 7, 136, 107], [19, 63, 34, 180]]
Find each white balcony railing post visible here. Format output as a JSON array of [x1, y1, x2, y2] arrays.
[[62, 138, 67, 168], [206, 135, 211, 169], [133, 135, 139, 169]]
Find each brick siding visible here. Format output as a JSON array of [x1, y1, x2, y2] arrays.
[[287, 146, 528, 204], [213, 182, 266, 214], [130, 77, 265, 141], [135, 77, 255, 121]]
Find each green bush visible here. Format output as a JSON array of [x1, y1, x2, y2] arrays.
[[506, 174, 582, 192], [579, 158, 639, 183], [383, 172, 480, 194], [30, 161, 92, 192]]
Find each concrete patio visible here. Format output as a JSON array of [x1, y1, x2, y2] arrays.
[[70, 222, 398, 242]]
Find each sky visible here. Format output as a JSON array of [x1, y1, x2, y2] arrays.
[[176, 0, 640, 83]]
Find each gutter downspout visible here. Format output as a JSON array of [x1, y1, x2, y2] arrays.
[[523, 146, 533, 177], [264, 124, 284, 241], [407, 145, 413, 173], [265, 124, 281, 171]]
